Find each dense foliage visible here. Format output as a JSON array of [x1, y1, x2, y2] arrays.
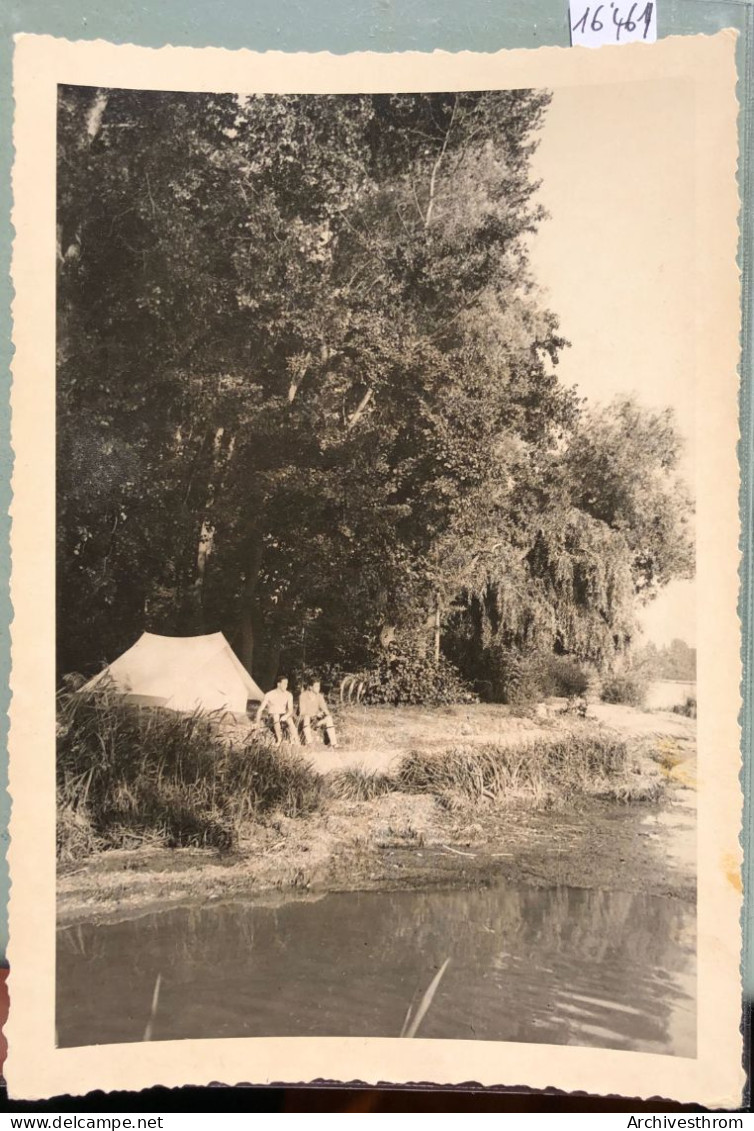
[[57, 86, 694, 693], [358, 649, 477, 706], [451, 646, 592, 705]]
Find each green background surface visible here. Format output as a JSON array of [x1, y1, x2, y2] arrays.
[[0, 0, 751, 1006]]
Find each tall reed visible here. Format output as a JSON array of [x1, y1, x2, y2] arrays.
[[327, 767, 396, 802], [57, 684, 322, 859], [395, 732, 630, 806], [143, 973, 162, 1041], [401, 959, 451, 1038]]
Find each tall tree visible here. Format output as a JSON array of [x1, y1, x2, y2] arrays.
[[56, 86, 693, 691]]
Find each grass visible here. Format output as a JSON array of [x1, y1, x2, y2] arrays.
[[652, 737, 685, 772], [329, 702, 544, 775], [57, 691, 670, 864], [57, 800, 105, 861], [648, 736, 695, 790], [599, 778, 665, 803], [327, 767, 396, 802], [57, 684, 322, 860], [394, 731, 632, 808], [224, 742, 322, 820]]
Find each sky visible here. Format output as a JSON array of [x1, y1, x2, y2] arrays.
[[528, 79, 696, 648]]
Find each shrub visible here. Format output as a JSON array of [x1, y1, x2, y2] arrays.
[[600, 672, 648, 707], [672, 695, 697, 719], [482, 647, 540, 705], [357, 650, 477, 707], [482, 648, 590, 705], [542, 655, 591, 699], [56, 681, 321, 859]]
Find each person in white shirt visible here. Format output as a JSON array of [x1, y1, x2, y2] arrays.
[[298, 680, 338, 748], [255, 676, 299, 746]]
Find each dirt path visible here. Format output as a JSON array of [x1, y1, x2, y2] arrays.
[[245, 703, 558, 776]]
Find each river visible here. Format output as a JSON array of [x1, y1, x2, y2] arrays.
[[645, 680, 696, 711], [56, 882, 696, 1056]]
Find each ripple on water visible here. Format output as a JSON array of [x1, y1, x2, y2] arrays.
[[56, 883, 696, 1056]]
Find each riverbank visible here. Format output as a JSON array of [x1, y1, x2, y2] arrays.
[[57, 702, 696, 926]]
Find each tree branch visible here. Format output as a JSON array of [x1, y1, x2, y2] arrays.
[[347, 388, 374, 430], [425, 96, 458, 230], [287, 352, 312, 403]]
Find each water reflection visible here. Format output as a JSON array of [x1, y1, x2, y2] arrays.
[[57, 884, 696, 1056]]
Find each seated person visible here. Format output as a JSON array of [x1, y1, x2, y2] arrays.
[[255, 676, 300, 746], [298, 680, 338, 748]]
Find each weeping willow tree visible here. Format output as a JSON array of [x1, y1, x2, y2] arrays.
[[438, 396, 694, 695], [444, 513, 636, 665]]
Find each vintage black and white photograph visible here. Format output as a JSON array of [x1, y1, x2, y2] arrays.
[[49, 72, 706, 1059], [3, 26, 744, 1102]]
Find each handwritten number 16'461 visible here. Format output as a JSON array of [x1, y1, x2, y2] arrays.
[[572, 2, 654, 41]]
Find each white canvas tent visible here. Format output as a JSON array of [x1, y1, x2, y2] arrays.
[[82, 632, 265, 715]]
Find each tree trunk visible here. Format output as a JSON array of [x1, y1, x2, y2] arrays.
[[239, 608, 255, 675], [424, 96, 457, 230], [434, 591, 441, 662], [347, 387, 374, 430], [239, 536, 264, 674], [191, 519, 214, 632], [86, 90, 109, 142], [259, 633, 282, 691]]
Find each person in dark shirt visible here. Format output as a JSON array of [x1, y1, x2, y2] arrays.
[[298, 680, 338, 748]]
